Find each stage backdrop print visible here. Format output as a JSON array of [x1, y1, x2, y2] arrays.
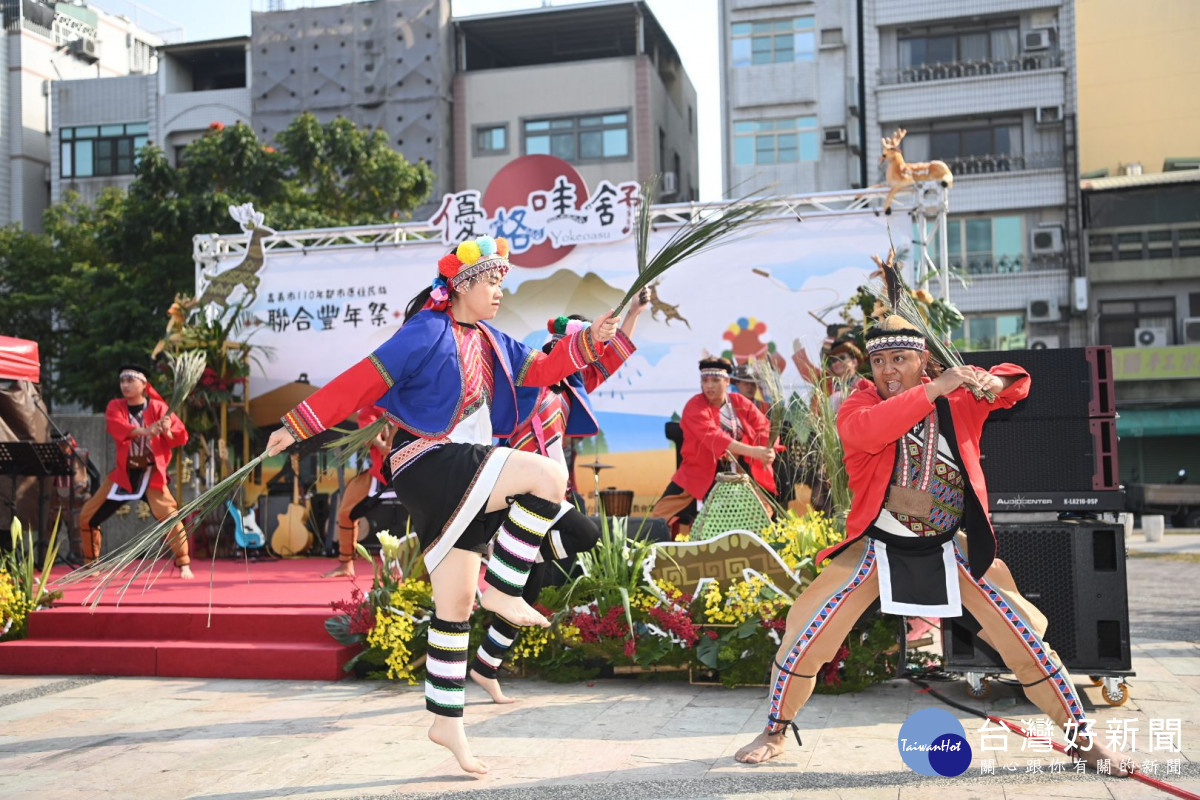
[[199, 202, 909, 503]]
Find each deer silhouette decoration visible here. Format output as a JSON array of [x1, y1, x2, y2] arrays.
[[879, 128, 954, 215], [197, 204, 276, 309], [647, 280, 690, 329]]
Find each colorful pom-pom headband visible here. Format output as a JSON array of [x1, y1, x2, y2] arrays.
[[437, 235, 511, 291], [865, 333, 926, 354]]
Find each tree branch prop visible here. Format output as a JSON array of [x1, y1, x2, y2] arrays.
[[164, 350, 208, 416], [615, 180, 778, 315], [53, 452, 267, 606]]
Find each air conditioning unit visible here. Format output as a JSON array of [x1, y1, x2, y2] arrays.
[[1029, 335, 1060, 350], [1181, 317, 1200, 344], [69, 37, 99, 62], [1023, 29, 1052, 51], [823, 127, 847, 146], [1035, 105, 1063, 125], [1027, 298, 1062, 323], [1134, 326, 1169, 348], [1031, 224, 1064, 254], [660, 171, 678, 195]]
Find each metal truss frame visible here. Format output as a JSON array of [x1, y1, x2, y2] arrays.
[[194, 183, 951, 300]]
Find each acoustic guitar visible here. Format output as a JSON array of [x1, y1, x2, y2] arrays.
[[271, 453, 311, 557]]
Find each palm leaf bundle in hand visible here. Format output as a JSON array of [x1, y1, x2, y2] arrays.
[[614, 179, 778, 314], [53, 452, 267, 606], [321, 417, 388, 474], [165, 350, 208, 416]]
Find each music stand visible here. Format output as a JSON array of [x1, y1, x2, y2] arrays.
[[0, 441, 77, 565]]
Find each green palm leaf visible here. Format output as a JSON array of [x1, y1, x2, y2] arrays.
[[614, 181, 779, 314], [320, 417, 388, 474]]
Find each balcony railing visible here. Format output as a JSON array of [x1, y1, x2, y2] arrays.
[[939, 151, 1063, 175], [878, 52, 1063, 86], [1088, 224, 1200, 262], [949, 252, 1064, 275]]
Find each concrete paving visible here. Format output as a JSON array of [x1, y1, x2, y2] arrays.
[[1, 533, 1199, 800]]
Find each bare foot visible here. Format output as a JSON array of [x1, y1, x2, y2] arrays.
[[470, 670, 517, 704], [428, 715, 489, 775], [322, 563, 355, 578], [479, 590, 549, 628], [178, 565, 194, 580], [734, 730, 788, 764], [1073, 735, 1132, 777]]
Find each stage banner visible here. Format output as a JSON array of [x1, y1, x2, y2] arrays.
[[205, 213, 909, 496]]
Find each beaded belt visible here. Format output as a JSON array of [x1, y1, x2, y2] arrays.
[[388, 436, 449, 477]]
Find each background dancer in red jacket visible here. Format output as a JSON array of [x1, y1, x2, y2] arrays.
[[324, 404, 392, 578], [650, 356, 776, 538], [734, 316, 1132, 775], [79, 365, 192, 579]]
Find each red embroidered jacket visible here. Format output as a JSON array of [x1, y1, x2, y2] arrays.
[[823, 365, 1030, 578], [104, 395, 187, 492], [668, 391, 776, 500]]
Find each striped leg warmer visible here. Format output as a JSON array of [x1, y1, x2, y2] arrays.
[[483, 493, 560, 597], [470, 616, 520, 680], [426, 616, 471, 717]]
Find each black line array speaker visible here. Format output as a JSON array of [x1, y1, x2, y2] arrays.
[[977, 417, 1119, 492], [962, 347, 1120, 494], [943, 520, 1131, 673], [963, 347, 1115, 421]]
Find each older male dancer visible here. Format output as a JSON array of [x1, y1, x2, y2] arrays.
[[734, 315, 1133, 776]]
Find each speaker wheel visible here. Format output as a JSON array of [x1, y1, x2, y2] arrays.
[[965, 679, 992, 700], [1101, 682, 1130, 707], [1089, 675, 1104, 687]]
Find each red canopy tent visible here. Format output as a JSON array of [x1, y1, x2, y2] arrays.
[[0, 336, 40, 383]]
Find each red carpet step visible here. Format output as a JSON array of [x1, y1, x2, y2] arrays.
[[0, 560, 364, 681]]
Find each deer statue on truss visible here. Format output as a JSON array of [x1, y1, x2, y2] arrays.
[[879, 128, 954, 215], [197, 203, 276, 310]]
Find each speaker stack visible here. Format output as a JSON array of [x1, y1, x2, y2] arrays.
[[942, 520, 1131, 673], [943, 347, 1131, 677], [963, 346, 1122, 511]]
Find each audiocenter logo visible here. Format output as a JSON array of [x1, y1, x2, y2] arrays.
[[897, 708, 973, 776]]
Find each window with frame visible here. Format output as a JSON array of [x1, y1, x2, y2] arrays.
[[61, 123, 149, 178], [892, 119, 1023, 172], [1098, 297, 1176, 348], [474, 124, 508, 156], [733, 116, 819, 166], [925, 215, 1024, 275], [951, 313, 1026, 351], [523, 112, 630, 162], [731, 17, 815, 67], [899, 25, 1019, 70]]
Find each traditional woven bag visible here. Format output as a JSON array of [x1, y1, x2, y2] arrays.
[[691, 473, 771, 541]]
